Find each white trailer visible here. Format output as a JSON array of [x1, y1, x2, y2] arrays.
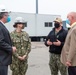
[[5, 12, 61, 41]]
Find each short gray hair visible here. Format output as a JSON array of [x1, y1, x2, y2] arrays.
[[0, 12, 7, 19]]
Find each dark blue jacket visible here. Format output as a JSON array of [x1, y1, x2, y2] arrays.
[[0, 22, 12, 65], [45, 27, 68, 54]]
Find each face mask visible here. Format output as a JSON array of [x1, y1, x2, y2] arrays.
[[66, 19, 70, 25], [54, 23, 60, 28], [7, 16, 11, 22]]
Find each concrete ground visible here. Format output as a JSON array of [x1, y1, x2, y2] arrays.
[[8, 42, 60, 75]]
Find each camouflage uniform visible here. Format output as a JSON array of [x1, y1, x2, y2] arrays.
[[10, 30, 31, 75], [49, 53, 67, 75]]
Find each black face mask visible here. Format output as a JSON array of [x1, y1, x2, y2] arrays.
[[54, 23, 60, 28]]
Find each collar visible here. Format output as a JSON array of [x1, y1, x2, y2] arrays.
[[0, 20, 5, 25], [71, 22, 76, 28], [14, 30, 24, 37]]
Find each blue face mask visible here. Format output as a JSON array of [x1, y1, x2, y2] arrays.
[[7, 16, 11, 22], [66, 19, 70, 25]]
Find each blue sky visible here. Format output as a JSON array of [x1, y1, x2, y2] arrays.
[[0, 0, 76, 20]]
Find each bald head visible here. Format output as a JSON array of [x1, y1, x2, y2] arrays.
[[68, 12, 76, 19], [67, 12, 76, 25]]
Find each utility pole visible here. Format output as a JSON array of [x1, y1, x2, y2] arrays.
[[36, 0, 38, 14], [35, 0, 38, 37]]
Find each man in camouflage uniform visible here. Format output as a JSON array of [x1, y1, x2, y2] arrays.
[[45, 17, 68, 75], [10, 17, 31, 75]]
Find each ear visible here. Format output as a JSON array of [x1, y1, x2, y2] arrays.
[[71, 15, 74, 20]]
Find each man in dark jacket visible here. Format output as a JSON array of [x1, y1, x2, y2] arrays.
[[0, 5, 16, 75], [45, 17, 68, 75]]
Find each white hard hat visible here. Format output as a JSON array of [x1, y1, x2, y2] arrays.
[[15, 17, 25, 23], [0, 5, 9, 12]]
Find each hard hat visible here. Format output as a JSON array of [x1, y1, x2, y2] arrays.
[[15, 17, 25, 23], [0, 4, 9, 12]]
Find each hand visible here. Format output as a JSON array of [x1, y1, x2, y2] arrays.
[[53, 40, 61, 46], [18, 55, 27, 61], [47, 39, 52, 46], [18, 56, 24, 60], [22, 55, 27, 60], [12, 47, 16, 53], [66, 61, 72, 66]]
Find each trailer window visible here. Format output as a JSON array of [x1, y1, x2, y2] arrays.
[[49, 22, 52, 27], [44, 22, 52, 27], [25, 23, 27, 27], [45, 23, 48, 27]]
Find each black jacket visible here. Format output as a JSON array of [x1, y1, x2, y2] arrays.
[[45, 27, 68, 54], [0, 22, 12, 65]]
